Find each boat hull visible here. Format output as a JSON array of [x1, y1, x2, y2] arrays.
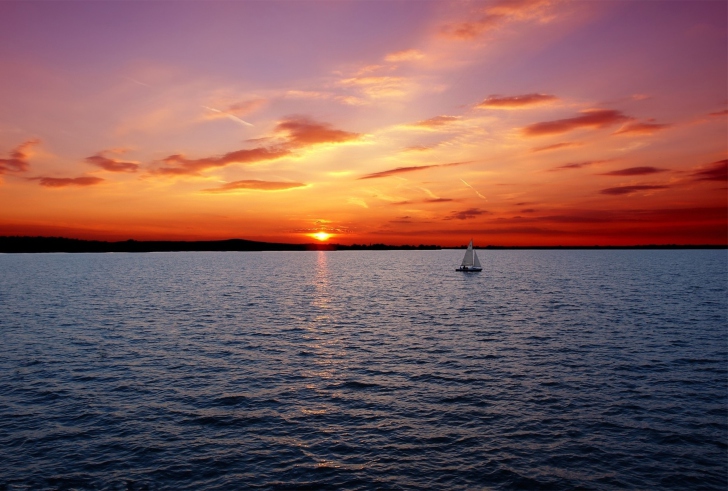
[[456, 267, 482, 272]]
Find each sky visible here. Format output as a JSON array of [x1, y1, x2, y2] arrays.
[[0, 0, 726, 246]]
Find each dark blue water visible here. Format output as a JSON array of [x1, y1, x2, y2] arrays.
[[1, 250, 726, 490]]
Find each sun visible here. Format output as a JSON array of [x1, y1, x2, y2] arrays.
[[312, 231, 332, 241]]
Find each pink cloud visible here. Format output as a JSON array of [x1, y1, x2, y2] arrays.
[[0, 139, 39, 174], [523, 109, 633, 137]]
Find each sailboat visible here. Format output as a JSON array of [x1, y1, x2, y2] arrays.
[[456, 240, 483, 272]]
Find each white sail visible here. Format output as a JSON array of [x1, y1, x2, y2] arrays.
[[461, 240, 474, 267], [473, 248, 482, 268]]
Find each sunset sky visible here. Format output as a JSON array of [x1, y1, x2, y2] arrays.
[[1, 0, 726, 246]]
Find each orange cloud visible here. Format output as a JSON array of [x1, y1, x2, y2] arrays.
[[442, 0, 553, 40], [155, 117, 358, 176], [358, 161, 469, 180], [477, 93, 557, 109], [708, 109, 728, 117], [203, 180, 306, 192], [227, 99, 266, 116], [155, 147, 291, 176], [523, 109, 633, 137], [599, 167, 667, 176], [412, 115, 460, 128], [690, 159, 727, 182], [85, 152, 139, 172], [550, 160, 610, 171], [614, 121, 671, 135], [600, 185, 669, 196], [531, 141, 579, 153], [384, 49, 425, 62], [0, 139, 39, 174], [30, 176, 104, 188], [275, 116, 360, 147]]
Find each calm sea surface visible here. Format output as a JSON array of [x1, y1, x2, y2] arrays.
[[0, 250, 726, 490]]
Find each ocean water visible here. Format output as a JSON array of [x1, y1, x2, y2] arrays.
[[0, 249, 726, 490]]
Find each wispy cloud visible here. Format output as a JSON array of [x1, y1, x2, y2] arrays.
[[85, 151, 139, 173], [477, 93, 557, 109], [708, 109, 728, 117], [689, 159, 727, 182], [347, 197, 368, 208], [203, 179, 306, 192], [275, 116, 361, 147], [155, 116, 358, 176], [599, 166, 667, 176], [202, 106, 254, 127], [531, 141, 579, 153], [441, 0, 555, 40], [358, 161, 469, 180], [460, 178, 487, 199], [445, 208, 489, 220], [600, 184, 669, 196], [614, 121, 670, 135], [30, 176, 104, 188], [155, 147, 291, 176], [523, 109, 633, 137], [550, 160, 610, 171], [411, 115, 460, 128], [0, 139, 39, 174], [384, 49, 425, 62]]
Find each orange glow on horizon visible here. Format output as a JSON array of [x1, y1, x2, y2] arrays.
[[312, 232, 332, 242]]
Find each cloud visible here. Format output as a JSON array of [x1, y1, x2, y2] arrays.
[[690, 159, 727, 182], [202, 106, 254, 127], [614, 121, 670, 135], [460, 178, 487, 199], [347, 197, 369, 208], [0, 139, 39, 174], [600, 185, 669, 196], [531, 141, 579, 153], [551, 160, 609, 171], [523, 109, 633, 137], [358, 161, 469, 180], [85, 152, 139, 173], [411, 115, 460, 128], [275, 116, 360, 147], [155, 116, 357, 176], [385, 49, 425, 62], [599, 166, 667, 176], [708, 109, 728, 117], [477, 93, 557, 109], [445, 208, 489, 220], [155, 147, 291, 176], [203, 179, 306, 192], [30, 176, 104, 188], [442, 0, 554, 40], [338, 75, 413, 99]]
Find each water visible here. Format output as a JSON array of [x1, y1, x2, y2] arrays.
[[0, 250, 726, 490]]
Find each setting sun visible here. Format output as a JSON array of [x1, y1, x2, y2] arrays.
[[312, 232, 332, 242]]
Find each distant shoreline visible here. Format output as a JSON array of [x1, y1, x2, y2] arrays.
[[0, 236, 725, 253]]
